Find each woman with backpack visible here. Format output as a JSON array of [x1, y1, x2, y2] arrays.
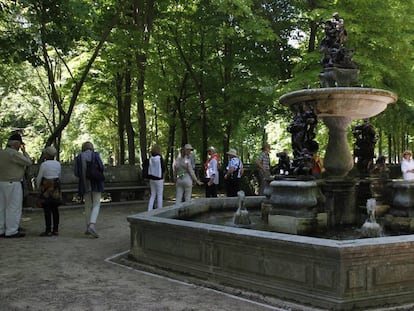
[[74, 141, 104, 238]]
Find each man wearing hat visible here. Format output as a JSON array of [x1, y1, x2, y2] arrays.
[[184, 143, 196, 171], [401, 150, 414, 180], [0, 133, 32, 238], [257, 143, 271, 195], [224, 149, 244, 197]]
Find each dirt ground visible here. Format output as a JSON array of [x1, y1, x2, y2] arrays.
[[1, 200, 310, 311]]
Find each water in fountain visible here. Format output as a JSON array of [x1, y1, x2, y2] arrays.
[[361, 198, 383, 238], [233, 190, 251, 226]]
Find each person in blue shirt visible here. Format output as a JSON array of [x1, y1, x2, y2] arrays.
[[224, 149, 244, 197]]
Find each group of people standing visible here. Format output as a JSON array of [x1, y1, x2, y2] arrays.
[[37, 140, 104, 239], [146, 144, 246, 211], [0, 133, 104, 239]]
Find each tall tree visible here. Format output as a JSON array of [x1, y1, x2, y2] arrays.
[[0, 0, 121, 154], [132, 0, 156, 165]]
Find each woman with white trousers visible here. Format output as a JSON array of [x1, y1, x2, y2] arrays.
[[173, 145, 203, 203], [147, 145, 165, 211]]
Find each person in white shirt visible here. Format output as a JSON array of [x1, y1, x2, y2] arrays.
[[147, 145, 165, 211], [36, 146, 61, 236], [204, 146, 219, 197], [401, 150, 414, 180]]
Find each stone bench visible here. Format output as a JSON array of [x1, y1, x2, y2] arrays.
[[24, 164, 149, 207]]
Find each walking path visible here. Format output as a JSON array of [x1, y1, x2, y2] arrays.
[[1, 201, 319, 311]]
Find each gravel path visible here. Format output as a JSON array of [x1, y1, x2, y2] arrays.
[[0, 203, 304, 311]]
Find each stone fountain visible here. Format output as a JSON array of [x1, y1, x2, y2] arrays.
[[126, 14, 414, 311], [275, 86, 396, 233], [272, 13, 397, 234]]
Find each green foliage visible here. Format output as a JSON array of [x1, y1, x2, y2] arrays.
[[1, 0, 414, 166]]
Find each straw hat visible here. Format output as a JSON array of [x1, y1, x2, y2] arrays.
[[226, 149, 238, 157], [403, 150, 412, 156], [184, 143, 193, 150]]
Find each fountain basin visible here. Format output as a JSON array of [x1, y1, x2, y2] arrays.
[[128, 197, 414, 310], [279, 87, 397, 119]]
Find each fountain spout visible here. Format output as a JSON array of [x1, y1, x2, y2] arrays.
[[233, 190, 251, 226], [361, 198, 383, 238]]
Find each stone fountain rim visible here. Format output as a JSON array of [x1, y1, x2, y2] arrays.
[[269, 180, 318, 187], [127, 197, 414, 248], [279, 87, 398, 106]]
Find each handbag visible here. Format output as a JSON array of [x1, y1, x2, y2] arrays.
[[38, 178, 63, 206], [86, 152, 105, 182]]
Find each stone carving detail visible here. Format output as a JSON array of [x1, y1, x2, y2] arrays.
[[352, 119, 377, 175], [319, 13, 359, 87], [320, 12, 357, 70], [287, 103, 318, 176]]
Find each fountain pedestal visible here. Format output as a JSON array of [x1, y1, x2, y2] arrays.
[[322, 179, 357, 226], [391, 181, 414, 217], [379, 181, 414, 233], [323, 116, 354, 177], [263, 179, 325, 234]]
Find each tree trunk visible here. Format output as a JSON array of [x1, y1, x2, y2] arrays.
[[45, 13, 120, 147], [166, 102, 177, 181], [124, 65, 135, 164], [388, 133, 392, 163], [308, 20, 317, 52], [172, 27, 208, 162], [136, 56, 147, 164], [223, 124, 232, 168], [115, 72, 126, 164], [132, 0, 154, 165]]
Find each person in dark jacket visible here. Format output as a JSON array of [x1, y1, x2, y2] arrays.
[[74, 141, 104, 238]]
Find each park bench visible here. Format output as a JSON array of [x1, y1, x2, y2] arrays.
[[24, 164, 149, 207]]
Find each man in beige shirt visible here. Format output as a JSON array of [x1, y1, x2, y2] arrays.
[[0, 133, 32, 238]]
